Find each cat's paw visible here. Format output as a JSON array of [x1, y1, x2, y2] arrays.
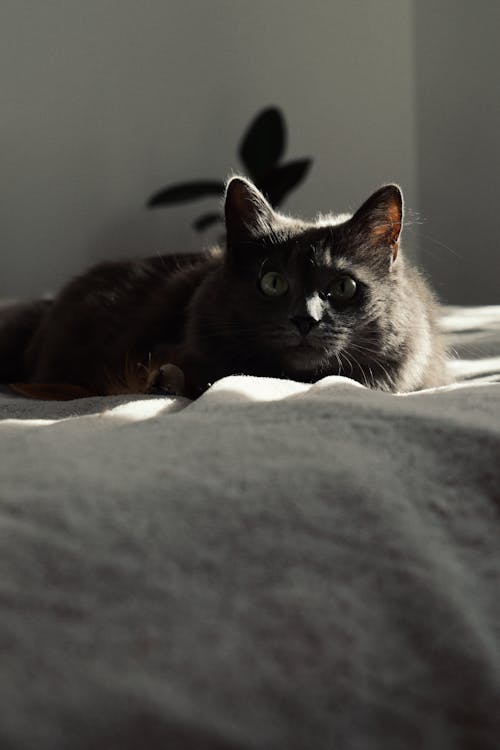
[[146, 363, 186, 397]]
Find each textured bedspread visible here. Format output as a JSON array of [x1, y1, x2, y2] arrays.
[[0, 306, 499, 749]]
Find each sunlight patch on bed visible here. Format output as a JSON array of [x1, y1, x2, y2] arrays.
[[188, 374, 366, 409], [0, 418, 60, 427], [197, 375, 310, 404], [448, 356, 500, 379], [441, 306, 500, 332], [103, 397, 187, 421]]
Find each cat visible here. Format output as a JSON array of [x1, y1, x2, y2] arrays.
[[0, 176, 449, 400]]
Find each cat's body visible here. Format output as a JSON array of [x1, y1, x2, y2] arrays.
[[0, 178, 449, 399]]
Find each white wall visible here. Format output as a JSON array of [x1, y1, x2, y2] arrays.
[[415, 1, 500, 304], [1, 0, 416, 298]]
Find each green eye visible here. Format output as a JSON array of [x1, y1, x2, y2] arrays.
[[329, 275, 357, 302], [259, 271, 289, 297]]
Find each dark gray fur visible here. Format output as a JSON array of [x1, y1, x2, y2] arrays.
[[182, 178, 448, 394], [0, 177, 449, 397]]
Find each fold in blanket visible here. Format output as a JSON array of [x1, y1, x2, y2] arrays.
[[0, 305, 499, 750]]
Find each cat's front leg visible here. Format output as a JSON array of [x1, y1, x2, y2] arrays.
[[146, 363, 186, 397]]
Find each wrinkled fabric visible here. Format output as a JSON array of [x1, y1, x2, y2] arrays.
[[0, 305, 499, 749]]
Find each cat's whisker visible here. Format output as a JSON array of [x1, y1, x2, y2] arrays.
[[338, 350, 355, 380], [346, 350, 371, 388], [348, 342, 397, 390], [335, 353, 343, 376], [413, 229, 463, 259]]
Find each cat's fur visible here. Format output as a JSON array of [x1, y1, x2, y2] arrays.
[[0, 177, 449, 399]]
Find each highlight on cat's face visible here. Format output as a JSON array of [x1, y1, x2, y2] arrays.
[[218, 176, 404, 374]]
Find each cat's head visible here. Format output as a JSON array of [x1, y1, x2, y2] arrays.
[[198, 176, 405, 381]]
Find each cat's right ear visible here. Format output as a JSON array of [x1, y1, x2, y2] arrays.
[[224, 177, 275, 246], [350, 184, 404, 261]]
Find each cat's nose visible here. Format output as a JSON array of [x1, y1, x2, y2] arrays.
[[290, 315, 319, 337]]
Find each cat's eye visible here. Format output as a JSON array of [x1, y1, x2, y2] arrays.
[[259, 271, 289, 297], [328, 275, 357, 302]]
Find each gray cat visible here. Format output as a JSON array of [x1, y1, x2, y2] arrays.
[[0, 177, 449, 399]]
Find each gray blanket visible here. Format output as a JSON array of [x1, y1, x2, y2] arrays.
[[0, 305, 499, 749]]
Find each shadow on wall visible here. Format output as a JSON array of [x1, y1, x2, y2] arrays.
[[87, 212, 189, 267], [414, 1, 500, 305]]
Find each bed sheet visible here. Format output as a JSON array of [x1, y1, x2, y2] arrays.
[[0, 305, 499, 749]]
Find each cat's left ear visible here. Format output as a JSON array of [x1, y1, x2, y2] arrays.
[[224, 176, 275, 245], [350, 185, 403, 261]]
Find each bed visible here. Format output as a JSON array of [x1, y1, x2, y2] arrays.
[[1, 305, 499, 749]]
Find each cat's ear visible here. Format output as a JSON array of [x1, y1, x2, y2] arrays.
[[350, 185, 403, 261], [224, 176, 275, 244]]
